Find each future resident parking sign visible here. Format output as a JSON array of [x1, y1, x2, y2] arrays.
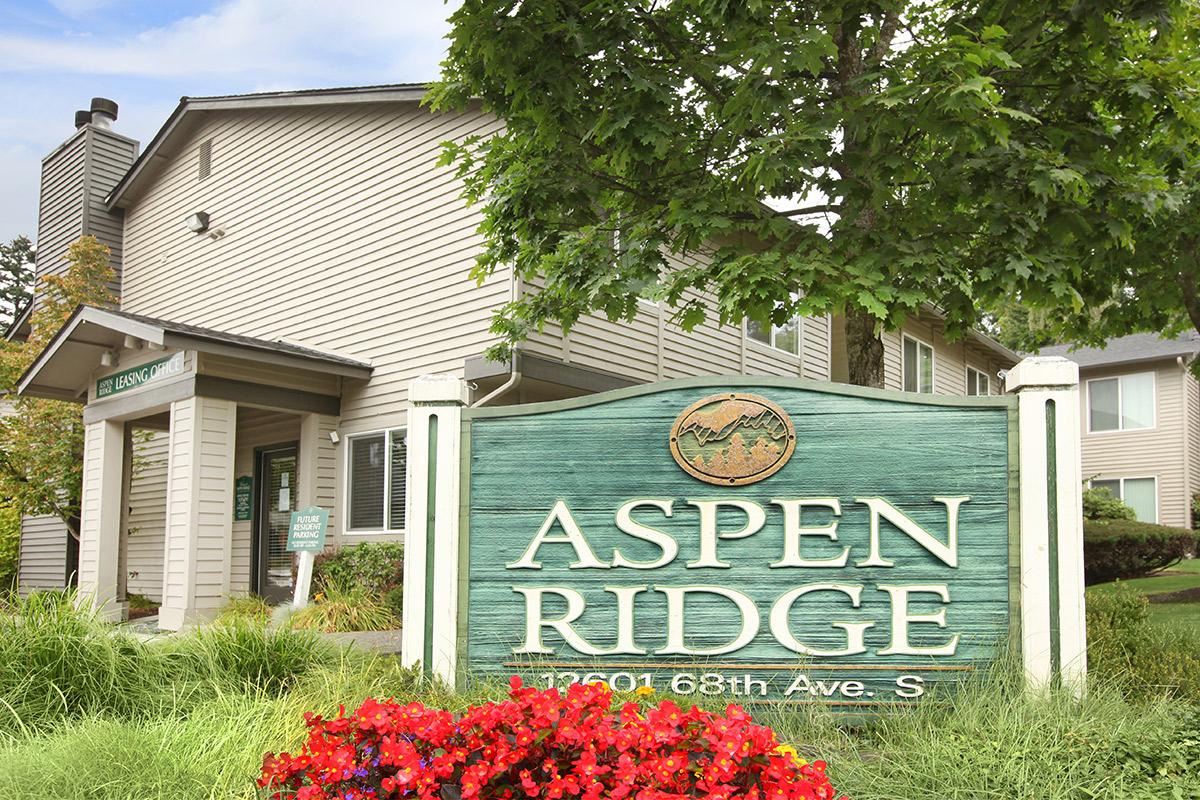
[[456, 379, 1017, 707]]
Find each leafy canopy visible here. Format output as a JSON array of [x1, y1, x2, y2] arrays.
[[0, 236, 116, 535], [431, 0, 1200, 379]]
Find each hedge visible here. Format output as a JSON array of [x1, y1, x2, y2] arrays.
[[1084, 518, 1197, 585]]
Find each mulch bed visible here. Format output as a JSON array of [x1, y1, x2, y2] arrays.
[[1147, 587, 1200, 604]]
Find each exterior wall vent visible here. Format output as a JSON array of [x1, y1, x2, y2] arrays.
[[198, 139, 212, 180]]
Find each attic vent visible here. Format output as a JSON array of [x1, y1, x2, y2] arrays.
[[198, 139, 212, 180]]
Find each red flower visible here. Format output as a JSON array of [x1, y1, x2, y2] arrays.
[[256, 677, 846, 800]]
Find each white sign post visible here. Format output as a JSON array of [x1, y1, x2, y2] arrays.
[[286, 506, 330, 609]]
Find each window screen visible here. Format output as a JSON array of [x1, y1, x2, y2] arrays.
[[1119, 373, 1154, 430], [903, 337, 933, 393], [348, 434, 386, 529], [747, 319, 770, 345], [967, 368, 990, 396], [387, 431, 407, 531], [1121, 478, 1157, 522], [1089, 378, 1120, 431]]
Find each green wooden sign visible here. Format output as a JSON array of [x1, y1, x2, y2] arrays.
[[95, 352, 185, 399], [234, 476, 253, 521], [460, 380, 1016, 708], [286, 506, 329, 553]]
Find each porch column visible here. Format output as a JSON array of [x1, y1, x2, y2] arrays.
[[77, 418, 125, 620], [159, 396, 237, 631]]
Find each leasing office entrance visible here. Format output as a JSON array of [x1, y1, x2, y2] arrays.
[[17, 306, 372, 629]]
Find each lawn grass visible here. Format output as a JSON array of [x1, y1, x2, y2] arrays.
[[1, 592, 1197, 799], [1089, 557, 1200, 631]]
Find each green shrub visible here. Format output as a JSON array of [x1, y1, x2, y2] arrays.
[[312, 541, 402, 599], [0, 504, 19, 593], [214, 594, 273, 626], [286, 578, 400, 633], [1083, 518, 1197, 585], [1086, 582, 1200, 702], [1082, 485, 1136, 520]]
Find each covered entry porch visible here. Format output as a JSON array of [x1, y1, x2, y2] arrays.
[[18, 306, 372, 630]]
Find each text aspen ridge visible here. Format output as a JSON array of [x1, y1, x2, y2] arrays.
[[509, 496, 965, 658]]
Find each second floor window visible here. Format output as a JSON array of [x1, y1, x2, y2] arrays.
[[966, 367, 991, 396], [903, 335, 934, 393], [747, 317, 801, 356], [1088, 373, 1154, 432], [347, 429, 407, 532]]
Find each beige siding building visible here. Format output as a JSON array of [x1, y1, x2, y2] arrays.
[[1042, 332, 1200, 528], [15, 85, 1019, 626]]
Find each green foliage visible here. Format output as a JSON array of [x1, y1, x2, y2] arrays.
[[432, 1, 1200, 384], [286, 578, 400, 634], [312, 541, 403, 599], [1083, 485, 1137, 521], [215, 594, 273, 626], [0, 590, 334, 739], [0, 504, 18, 593], [0, 235, 33, 330], [1086, 583, 1200, 703], [0, 236, 117, 535], [1084, 518, 1198, 584], [0, 650, 424, 800]]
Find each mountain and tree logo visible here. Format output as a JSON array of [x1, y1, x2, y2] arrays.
[[669, 393, 796, 485]]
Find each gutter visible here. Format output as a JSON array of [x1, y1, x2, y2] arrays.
[[1181, 355, 1195, 530], [471, 272, 523, 407]]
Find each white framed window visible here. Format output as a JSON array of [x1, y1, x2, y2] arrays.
[[1087, 372, 1155, 433], [966, 366, 991, 396], [902, 334, 934, 393], [1090, 476, 1158, 523], [746, 317, 802, 357], [345, 428, 407, 532]]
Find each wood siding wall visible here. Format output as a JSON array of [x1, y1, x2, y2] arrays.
[[830, 313, 1012, 395], [126, 430, 168, 601], [17, 515, 68, 596], [1078, 361, 1191, 528], [119, 104, 509, 440]]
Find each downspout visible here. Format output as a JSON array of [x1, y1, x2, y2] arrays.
[[1180, 355, 1194, 529], [471, 271, 523, 407]]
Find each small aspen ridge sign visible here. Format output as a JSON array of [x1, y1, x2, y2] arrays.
[[402, 366, 1087, 708], [95, 352, 184, 399]]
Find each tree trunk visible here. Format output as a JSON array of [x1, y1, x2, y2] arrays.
[[844, 306, 885, 388]]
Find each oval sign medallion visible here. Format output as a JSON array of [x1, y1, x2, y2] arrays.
[[669, 393, 796, 485]]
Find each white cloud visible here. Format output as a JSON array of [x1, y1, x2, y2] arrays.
[[0, 0, 459, 82]]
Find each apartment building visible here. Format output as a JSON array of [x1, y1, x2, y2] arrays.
[[1042, 332, 1200, 528], [13, 87, 1019, 627]]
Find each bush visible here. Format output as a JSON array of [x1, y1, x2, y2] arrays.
[[259, 677, 843, 800], [1083, 518, 1197, 584], [286, 578, 400, 633], [0, 504, 19, 593], [215, 594, 273, 626], [1082, 485, 1136, 520], [312, 542, 402, 601], [1086, 583, 1200, 702], [0, 591, 335, 737]]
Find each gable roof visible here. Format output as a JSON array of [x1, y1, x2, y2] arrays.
[[1039, 331, 1200, 370], [18, 305, 372, 401], [106, 83, 430, 210]]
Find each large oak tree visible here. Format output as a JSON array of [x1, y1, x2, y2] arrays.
[[432, 0, 1200, 385]]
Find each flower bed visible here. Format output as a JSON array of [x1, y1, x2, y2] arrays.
[[259, 677, 844, 800]]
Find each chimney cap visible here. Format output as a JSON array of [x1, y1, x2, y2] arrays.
[[90, 97, 118, 120], [74, 110, 92, 128]]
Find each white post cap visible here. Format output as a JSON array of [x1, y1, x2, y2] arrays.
[[410, 373, 469, 405], [1004, 356, 1079, 392]]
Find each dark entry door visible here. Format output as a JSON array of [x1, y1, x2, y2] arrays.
[[256, 445, 297, 604]]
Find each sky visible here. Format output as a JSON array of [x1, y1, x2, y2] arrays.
[[0, 0, 460, 244]]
